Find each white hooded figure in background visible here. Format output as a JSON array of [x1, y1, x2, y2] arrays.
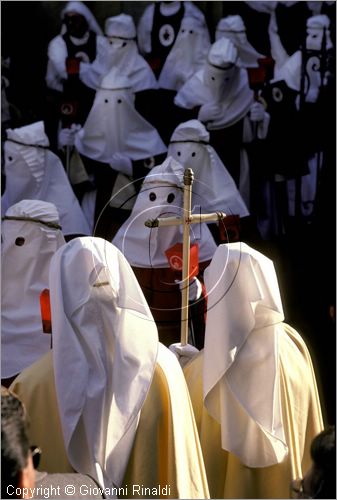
[[75, 71, 167, 166], [157, 16, 211, 91], [1, 199, 65, 381], [113, 156, 216, 345], [1, 121, 91, 237], [175, 37, 270, 208], [181, 242, 324, 498], [73, 71, 167, 236], [10, 237, 210, 499], [113, 156, 216, 268], [167, 120, 249, 218], [113, 156, 217, 346], [215, 15, 265, 68], [268, 12, 333, 218], [103, 14, 158, 93]]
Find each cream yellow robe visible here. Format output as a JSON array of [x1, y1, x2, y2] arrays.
[[183, 323, 324, 499], [11, 349, 209, 499]]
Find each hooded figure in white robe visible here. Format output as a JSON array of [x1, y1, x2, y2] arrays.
[[113, 156, 217, 346], [168, 119, 249, 218], [175, 37, 270, 209], [45, 1, 110, 148], [137, 1, 211, 144], [73, 71, 167, 238], [103, 14, 160, 130], [10, 237, 210, 499], [104, 14, 157, 93], [1, 121, 91, 237], [157, 16, 211, 91], [215, 15, 265, 68], [182, 242, 324, 498], [167, 119, 253, 243], [1, 199, 65, 382]]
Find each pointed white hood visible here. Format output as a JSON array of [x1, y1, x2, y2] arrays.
[[175, 38, 254, 129], [113, 156, 217, 267], [158, 16, 210, 91], [50, 237, 158, 490], [168, 119, 249, 217], [104, 14, 157, 92], [75, 71, 166, 162], [1, 199, 65, 378], [203, 242, 288, 467], [2, 121, 91, 236]]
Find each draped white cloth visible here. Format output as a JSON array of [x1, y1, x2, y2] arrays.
[[74, 72, 167, 164], [50, 237, 158, 492], [202, 242, 288, 467], [2, 122, 91, 236], [1, 200, 65, 378], [112, 156, 217, 268], [175, 38, 254, 130], [168, 120, 249, 217], [104, 14, 157, 92], [158, 16, 210, 90]]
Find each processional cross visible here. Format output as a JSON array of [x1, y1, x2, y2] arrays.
[[145, 168, 226, 345]]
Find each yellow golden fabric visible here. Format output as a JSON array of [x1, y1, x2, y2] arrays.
[[10, 351, 73, 474], [183, 323, 324, 499], [11, 352, 209, 499]]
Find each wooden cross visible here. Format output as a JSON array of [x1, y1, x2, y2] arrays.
[[145, 168, 226, 345]]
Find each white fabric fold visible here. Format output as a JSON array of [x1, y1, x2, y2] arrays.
[[2, 122, 91, 236], [1, 200, 65, 378], [50, 237, 158, 491], [168, 119, 249, 217], [112, 156, 217, 267], [104, 14, 157, 92], [74, 72, 166, 163], [158, 16, 210, 91], [175, 39, 254, 129], [203, 242, 288, 467]]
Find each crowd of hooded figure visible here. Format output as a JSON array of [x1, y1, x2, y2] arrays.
[[1, 1, 336, 499]]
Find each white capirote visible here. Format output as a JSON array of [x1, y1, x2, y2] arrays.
[[175, 38, 254, 129], [203, 242, 288, 467], [50, 237, 158, 491], [168, 119, 249, 217], [2, 121, 91, 236], [157, 16, 211, 91], [104, 14, 157, 92], [46, 1, 106, 92], [215, 15, 265, 68], [112, 156, 217, 268], [74, 71, 167, 165], [1, 200, 65, 379]]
